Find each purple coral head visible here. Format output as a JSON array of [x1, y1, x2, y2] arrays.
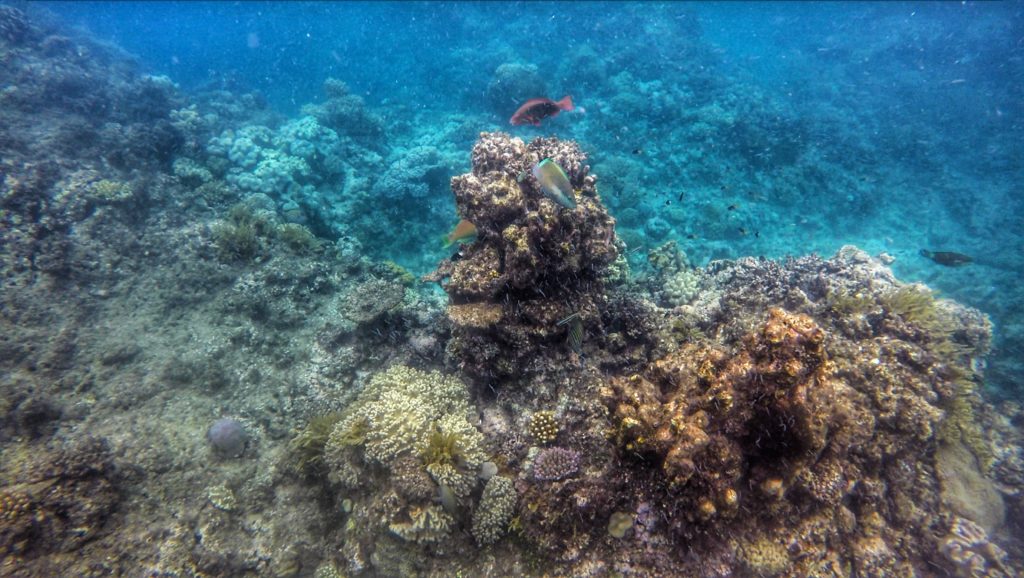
[[532, 447, 581, 481], [207, 418, 249, 458]]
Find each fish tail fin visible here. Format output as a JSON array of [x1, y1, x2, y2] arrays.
[[441, 234, 453, 248], [557, 95, 574, 111]]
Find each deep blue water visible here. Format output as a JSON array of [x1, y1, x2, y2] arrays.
[[29, 0, 1024, 394]]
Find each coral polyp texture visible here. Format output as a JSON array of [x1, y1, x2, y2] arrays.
[[430, 132, 618, 381]]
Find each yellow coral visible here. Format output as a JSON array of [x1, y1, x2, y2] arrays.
[[528, 411, 559, 445], [738, 537, 790, 577]]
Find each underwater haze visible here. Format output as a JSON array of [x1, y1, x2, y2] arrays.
[[1, 1, 1023, 576]]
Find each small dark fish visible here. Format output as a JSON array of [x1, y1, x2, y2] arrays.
[[727, 204, 738, 211], [920, 249, 972, 267], [754, 231, 760, 238], [677, 191, 685, 201], [686, 234, 698, 240], [738, 227, 747, 235], [567, 316, 584, 354], [633, 148, 643, 155], [665, 200, 672, 206]]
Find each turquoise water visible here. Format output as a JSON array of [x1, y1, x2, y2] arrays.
[[2, 1, 1022, 575]]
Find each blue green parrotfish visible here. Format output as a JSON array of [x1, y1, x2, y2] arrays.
[[531, 158, 577, 209]]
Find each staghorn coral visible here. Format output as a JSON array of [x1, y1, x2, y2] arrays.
[[429, 132, 618, 381], [471, 475, 517, 546]]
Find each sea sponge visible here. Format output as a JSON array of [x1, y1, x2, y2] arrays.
[[207, 418, 249, 458], [471, 476, 517, 546]]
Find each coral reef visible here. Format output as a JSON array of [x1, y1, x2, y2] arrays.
[[531, 447, 581, 481], [527, 410, 559, 445], [430, 132, 618, 381], [940, 516, 1012, 578], [0, 437, 120, 566], [471, 475, 517, 546], [1, 5, 1021, 575]]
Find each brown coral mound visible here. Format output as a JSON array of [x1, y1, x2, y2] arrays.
[[580, 251, 1019, 576], [603, 308, 868, 532], [431, 132, 618, 380]]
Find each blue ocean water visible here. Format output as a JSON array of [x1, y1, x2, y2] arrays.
[[3, 1, 1023, 574]]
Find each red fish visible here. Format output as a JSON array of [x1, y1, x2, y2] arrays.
[[510, 95, 574, 126]]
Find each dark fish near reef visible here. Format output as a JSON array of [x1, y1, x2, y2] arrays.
[[532, 158, 577, 209], [920, 249, 972, 267], [510, 95, 574, 126], [443, 218, 477, 247]]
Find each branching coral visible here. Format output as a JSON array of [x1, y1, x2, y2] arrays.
[[471, 475, 517, 545], [531, 447, 581, 481], [325, 365, 485, 471]]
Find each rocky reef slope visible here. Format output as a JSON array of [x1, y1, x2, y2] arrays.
[[0, 6, 1021, 577]]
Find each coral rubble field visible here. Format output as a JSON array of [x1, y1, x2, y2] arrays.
[[1, 3, 1022, 577]]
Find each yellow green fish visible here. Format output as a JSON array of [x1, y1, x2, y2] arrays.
[[443, 218, 477, 247], [531, 158, 577, 209]]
